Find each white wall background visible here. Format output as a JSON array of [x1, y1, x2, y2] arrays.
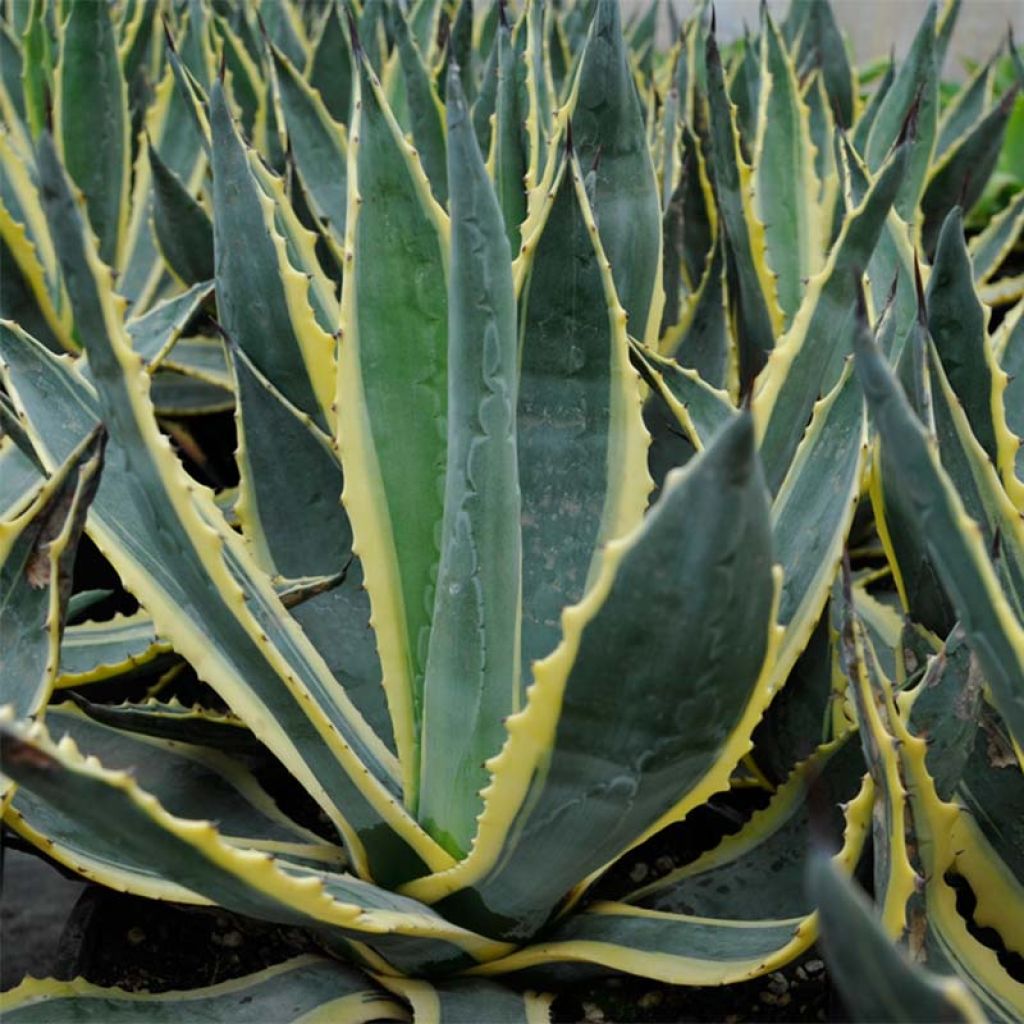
[[627, 1, 1024, 76]]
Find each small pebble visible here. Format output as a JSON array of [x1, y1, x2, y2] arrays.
[[638, 991, 663, 1009], [221, 930, 243, 948], [126, 926, 145, 946], [654, 855, 674, 874], [760, 992, 779, 1005], [805, 958, 825, 975], [581, 1002, 605, 1023], [767, 971, 789, 995], [795, 966, 808, 981], [629, 863, 649, 884]]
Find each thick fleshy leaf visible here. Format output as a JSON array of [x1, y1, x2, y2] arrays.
[[571, 0, 663, 344], [936, 56, 993, 158], [393, 12, 447, 207], [0, 717, 508, 974], [0, 957, 405, 1024], [13, 702, 337, 860], [270, 41, 348, 260], [705, 32, 779, 387], [863, 2, 938, 220], [309, 0, 353, 126], [809, 852, 984, 1024], [630, 340, 734, 451], [210, 81, 335, 428], [406, 415, 779, 942], [125, 280, 213, 366], [970, 190, 1024, 286], [770, 363, 867, 687], [491, 14, 527, 253], [55, 0, 130, 267], [228, 341, 391, 753], [416, 70, 520, 857], [379, 976, 552, 1024], [4, 140, 450, 885], [854, 324, 1024, 760], [927, 207, 1021, 501], [920, 91, 1017, 257], [515, 154, 650, 677], [794, 0, 854, 128], [336, 49, 449, 802], [57, 610, 170, 688], [754, 141, 908, 494], [148, 138, 215, 286], [0, 432, 101, 720], [0, 435, 44, 519], [754, 12, 823, 326]]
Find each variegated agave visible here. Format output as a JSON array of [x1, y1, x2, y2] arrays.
[[1, 0, 1023, 1020]]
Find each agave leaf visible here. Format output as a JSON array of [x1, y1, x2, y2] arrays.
[[54, 0, 130, 268], [970, 190, 1024, 286], [0, 717, 508, 973], [925, 341, 1024, 613], [3, 144, 451, 885], [57, 610, 170, 688], [515, 154, 650, 677], [851, 55, 895, 157], [210, 81, 336, 430], [753, 140, 908, 494], [523, 0, 554, 186], [378, 976, 551, 1024], [663, 230, 727, 388], [472, 17, 500, 155], [63, 695, 261, 755], [936, 55, 994, 158], [393, 10, 447, 207], [854, 323, 1024, 763], [794, 0, 854, 128], [213, 12, 265, 143], [19, 0, 51, 141], [335, 43, 449, 806], [628, 737, 869, 917], [754, 11, 823, 326], [0, 956, 405, 1024], [864, 1, 938, 221], [809, 852, 984, 1024], [839, 582, 924, 933], [771, 362, 867, 689], [125, 280, 213, 366], [13, 702, 338, 861], [148, 138, 215, 287], [228, 342, 391, 752], [926, 208, 1024, 509], [0, 435, 44, 519], [416, 69, 521, 857], [309, 0, 353, 126], [0, 132, 74, 352], [259, 0, 308, 70], [270, 37, 350, 265], [0, 431, 101, 721], [901, 625, 982, 802], [955, 703, 1024, 943], [920, 89, 1018, 257], [119, 56, 209, 311], [147, 369, 232, 416], [491, 12, 527, 253], [998, 303, 1024, 482], [571, 0, 663, 345], [406, 415, 779, 942], [630, 340, 734, 451], [705, 31, 779, 387], [841, 593, 1024, 1021]]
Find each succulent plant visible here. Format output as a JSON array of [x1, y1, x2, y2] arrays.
[[0, 0, 1022, 1020]]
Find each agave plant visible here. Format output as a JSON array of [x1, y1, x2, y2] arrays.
[[0, 0, 1022, 1020]]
